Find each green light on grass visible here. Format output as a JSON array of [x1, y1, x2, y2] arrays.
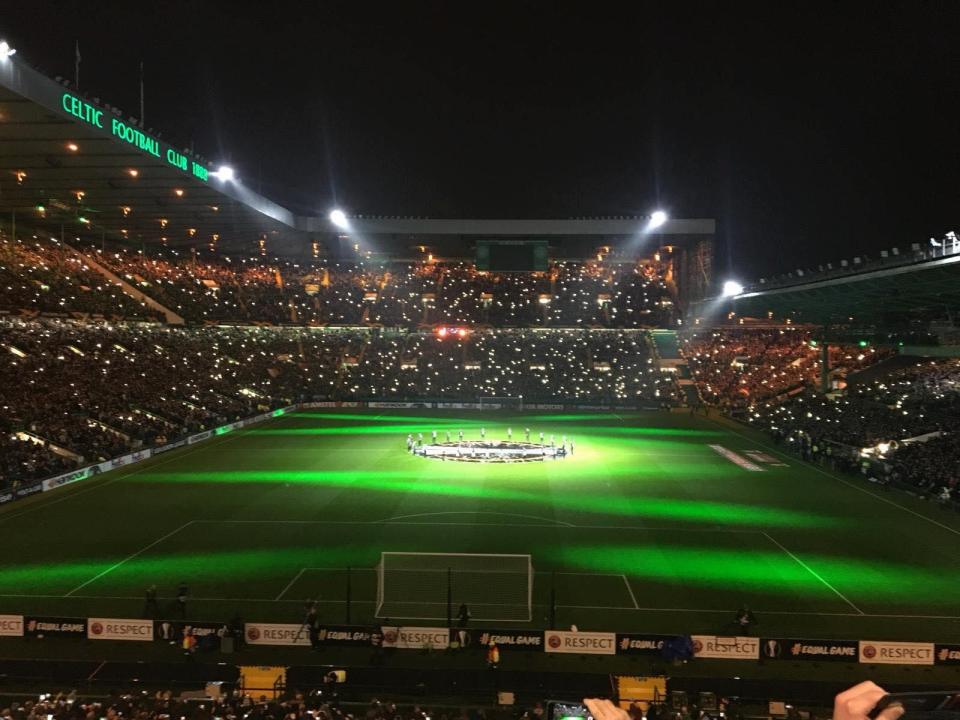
[[550, 544, 959, 600], [272, 408, 286, 417], [214, 426, 232, 436], [139, 470, 835, 527], [0, 545, 375, 594]]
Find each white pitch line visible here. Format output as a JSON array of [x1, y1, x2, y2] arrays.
[[762, 531, 865, 615], [622, 575, 640, 609], [707, 416, 960, 538], [382, 511, 576, 527], [192, 518, 765, 533], [274, 567, 308, 601], [5, 591, 960, 619], [64, 520, 195, 597]]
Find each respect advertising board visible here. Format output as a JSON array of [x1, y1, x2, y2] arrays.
[[87, 618, 153, 641], [381, 626, 449, 650], [245, 622, 311, 646], [0, 614, 24, 637], [859, 640, 934, 665], [544, 630, 616, 655], [760, 637, 858, 661], [691, 635, 760, 660], [24, 616, 86, 638]]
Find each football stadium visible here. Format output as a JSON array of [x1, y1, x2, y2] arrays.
[[1, 7, 960, 720]]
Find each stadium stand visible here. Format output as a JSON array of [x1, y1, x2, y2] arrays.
[[0, 237, 163, 321], [0, 691, 536, 720], [0, 316, 678, 488], [683, 328, 959, 501], [5, 237, 674, 328], [682, 329, 891, 410], [747, 358, 960, 499]]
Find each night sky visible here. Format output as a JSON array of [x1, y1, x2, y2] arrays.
[[3, 2, 958, 279]]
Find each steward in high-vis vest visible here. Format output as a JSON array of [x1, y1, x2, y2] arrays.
[[487, 641, 500, 669]]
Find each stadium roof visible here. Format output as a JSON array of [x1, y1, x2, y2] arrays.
[[0, 48, 714, 256], [0, 52, 305, 253], [694, 247, 960, 327]]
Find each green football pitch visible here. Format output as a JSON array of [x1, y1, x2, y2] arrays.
[[2, 409, 960, 642]]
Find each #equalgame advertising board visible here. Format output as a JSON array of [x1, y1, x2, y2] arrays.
[[24, 616, 86, 638], [476, 630, 544, 651], [616, 633, 673, 655], [760, 638, 858, 661]]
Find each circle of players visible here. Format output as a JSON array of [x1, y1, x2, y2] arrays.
[[405, 427, 574, 457]]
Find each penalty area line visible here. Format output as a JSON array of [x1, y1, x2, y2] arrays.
[[274, 567, 308, 601], [622, 575, 640, 609], [762, 531, 865, 615], [63, 521, 196, 597]]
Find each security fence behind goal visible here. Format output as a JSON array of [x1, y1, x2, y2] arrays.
[[376, 552, 533, 622]]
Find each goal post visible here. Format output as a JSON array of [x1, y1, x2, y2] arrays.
[[375, 552, 533, 622], [478, 396, 524, 411]]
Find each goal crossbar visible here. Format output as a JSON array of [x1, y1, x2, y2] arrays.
[[376, 552, 533, 622]]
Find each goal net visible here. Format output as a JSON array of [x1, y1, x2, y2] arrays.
[[478, 396, 524, 410], [376, 552, 533, 622]]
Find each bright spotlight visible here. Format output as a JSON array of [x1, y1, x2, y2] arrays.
[[647, 210, 668, 230], [329, 209, 349, 229], [722, 280, 744, 297], [0, 41, 16, 59], [213, 165, 235, 182]]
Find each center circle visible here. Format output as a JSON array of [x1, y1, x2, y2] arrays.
[[413, 439, 569, 463]]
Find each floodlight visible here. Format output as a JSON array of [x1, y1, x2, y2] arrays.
[[329, 209, 349, 229], [0, 41, 16, 59], [722, 280, 744, 297], [647, 210, 668, 230], [213, 165, 235, 182]]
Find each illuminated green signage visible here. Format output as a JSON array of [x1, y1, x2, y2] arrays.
[[61, 91, 208, 182]]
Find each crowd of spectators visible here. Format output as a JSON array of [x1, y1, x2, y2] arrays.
[[684, 328, 958, 500], [682, 329, 888, 410], [1, 690, 541, 720], [78, 243, 675, 328], [0, 237, 162, 320], [747, 358, 960, 496], [1, 319, 677, 488]]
